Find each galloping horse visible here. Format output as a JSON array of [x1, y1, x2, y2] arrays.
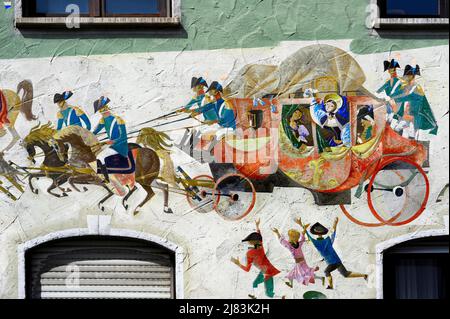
[[23, 123, 172, 215], [0, 80, 35, 199]]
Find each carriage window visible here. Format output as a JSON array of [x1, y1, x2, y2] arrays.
[[282, 105, 314, 152], [356, 105, 376, 145]]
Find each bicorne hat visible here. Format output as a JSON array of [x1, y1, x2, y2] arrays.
[[206, 81, 223, 93], [383, 59, 401, 72], [54, 91, 73, 104], [310, 223, 329, 236], [404, 64, 421, 76], [191, 77, 209, 89], [94, 96, 111, 113], [242, 232, 263, 243]]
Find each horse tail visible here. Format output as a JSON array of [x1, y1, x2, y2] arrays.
[[17, 80, 36, 121], [156, 149, 177, 187]]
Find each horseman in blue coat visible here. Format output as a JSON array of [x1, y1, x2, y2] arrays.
[[54, 91, 91, 131], [92, 96, 131, 183]]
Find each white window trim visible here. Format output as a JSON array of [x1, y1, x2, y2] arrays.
[[375, 216, 449, 299], [17, 227, 185, 299], [14, 0, 181, 27], [369, 0, 449, 29]]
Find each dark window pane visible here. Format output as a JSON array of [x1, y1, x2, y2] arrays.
[[35, 0, 90, 14], [386, 0, 440, 16], [105, 0, 159, 15]]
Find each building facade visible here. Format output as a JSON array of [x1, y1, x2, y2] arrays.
[[0, 0, 448, 299]]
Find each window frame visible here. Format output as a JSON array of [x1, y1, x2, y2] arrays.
[[371, 0, 449, 29], [14, 0, 181, 28], [379, 0, 449, 19]]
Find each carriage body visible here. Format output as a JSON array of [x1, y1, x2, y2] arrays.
[[211, 96, 427, 194]]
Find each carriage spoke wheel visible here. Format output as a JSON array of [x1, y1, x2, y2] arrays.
[[186, 175, 218, 214], [212, 173, 256, 221], [367, 157, 430, 226]]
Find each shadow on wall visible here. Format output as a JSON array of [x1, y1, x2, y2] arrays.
[[18, 26, 189, 40]]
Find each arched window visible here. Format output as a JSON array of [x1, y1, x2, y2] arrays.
[[25, 236, 176, 299], [382, 235, 449, 299]]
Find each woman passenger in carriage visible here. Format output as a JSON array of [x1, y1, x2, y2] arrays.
[[356, 105, 376, 144], [288, 109, 311, 151]]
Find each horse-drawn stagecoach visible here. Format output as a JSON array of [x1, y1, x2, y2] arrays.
[[1, 45, 432, 227]]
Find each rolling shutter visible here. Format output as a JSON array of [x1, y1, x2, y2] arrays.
[[26, 236, 175, 299]]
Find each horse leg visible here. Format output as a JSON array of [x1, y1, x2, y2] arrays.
[[155, 181, 173, 214], [47, 179, 64, 198], [52, 174, 70, 195], [123, 186, 138, 210], [29, 173, 46, 195], [133, 184, 155, 216], [69, 175, 98, 193], [98, 185, 115, 212], [68, 177, 83, 193]]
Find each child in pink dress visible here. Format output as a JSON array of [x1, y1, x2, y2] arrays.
[[273, 218, 325, 288]]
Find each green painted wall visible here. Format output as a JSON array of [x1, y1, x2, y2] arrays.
[[0, 0, 448, 59]]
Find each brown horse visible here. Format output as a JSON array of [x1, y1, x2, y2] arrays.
[[52, 126, 169, 215]]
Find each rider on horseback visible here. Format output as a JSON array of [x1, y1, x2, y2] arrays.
[[54, 91, 91, 131], [92, 96, 129, 183]]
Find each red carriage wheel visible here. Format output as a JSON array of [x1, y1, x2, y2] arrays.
[[212, 173, 256, 221], [339, 204, 402, 227], [367, 157, 430, 226], [186, 175, 219, 214]]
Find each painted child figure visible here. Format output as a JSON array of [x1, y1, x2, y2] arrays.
[[301, 217, 368, 290], [231, 219, 281, 299], [272, 218, 324, 288]]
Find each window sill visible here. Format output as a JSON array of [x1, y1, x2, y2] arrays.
[[15, 16, 181, 29], [374, 18, 449, 29]]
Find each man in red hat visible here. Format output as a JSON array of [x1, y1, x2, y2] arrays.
[[231, 219, 281, 299]]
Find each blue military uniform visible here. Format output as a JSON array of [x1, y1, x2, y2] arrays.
[[93, 115, 129, 158], [57, 106, 91, 131]]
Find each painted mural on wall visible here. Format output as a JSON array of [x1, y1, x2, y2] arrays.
[[0, 44, 441, 298]]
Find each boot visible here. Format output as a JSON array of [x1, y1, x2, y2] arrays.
[[97, 160, 110, 183]]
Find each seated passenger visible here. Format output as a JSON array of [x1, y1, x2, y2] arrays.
[[357, 106, 376, 144], [310, 93, 351, 152]]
